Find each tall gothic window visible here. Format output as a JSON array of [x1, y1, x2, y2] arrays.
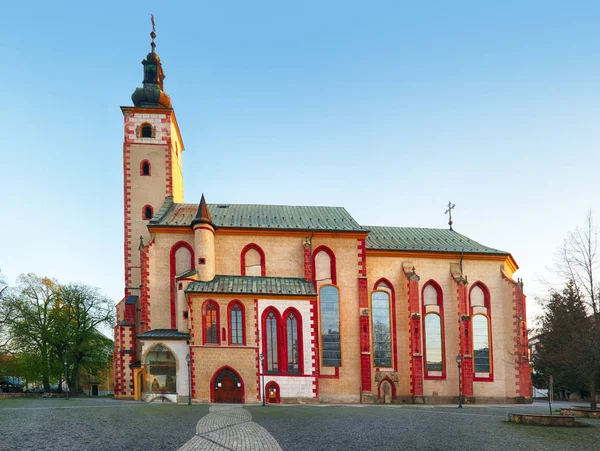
[[264, 310, 279, 373], [470, 283, 493, 380], [286, 310, 301, 373], [203, 301, 219, 345], [472, 314, 491, 373], [372, 291, 392, 367], [229, 302, 245, 345], [320, 286, 341, 367], [422, 282, 445, 377]]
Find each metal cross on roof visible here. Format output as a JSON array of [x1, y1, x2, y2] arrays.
[[445, 201, 455, 231]]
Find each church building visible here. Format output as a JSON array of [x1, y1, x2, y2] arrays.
[[114, 29, 531, 405]]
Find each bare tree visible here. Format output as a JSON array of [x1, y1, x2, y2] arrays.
[[555, 210, 600, 317]]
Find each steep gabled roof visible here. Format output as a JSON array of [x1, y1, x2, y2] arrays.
[[151, 197, 366, 232], [365, 226, 508, 255]]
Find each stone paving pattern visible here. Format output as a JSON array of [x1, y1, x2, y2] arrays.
[[178, 404, 282, 451], [1, 399, 600, 450]]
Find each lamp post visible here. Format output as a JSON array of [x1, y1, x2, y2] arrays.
[[64, 361, 69, 401], [456, 353, 463, 408], [186, 353, 191, 406], [259, 353, 265, 407]]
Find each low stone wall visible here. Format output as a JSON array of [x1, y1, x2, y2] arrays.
[[508, 413, 576, 427], [560, 408, 600, 418]]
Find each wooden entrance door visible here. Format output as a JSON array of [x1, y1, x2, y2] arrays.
[[213, 369, 242, 403]]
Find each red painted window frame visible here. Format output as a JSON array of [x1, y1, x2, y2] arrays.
[[202, 300, 220, 345], [169, 241, 195, 329], [312, 245, 337, 285], [421, 280, 446, 380], [469, 282, 494, 382], [140, 159, 151, 176], [261, 308, 282, 374], [227, 300, 246, 346], [142, 204, 154, 220], [372, 278, 397, 371], [240, 243, 266, 276], [282, 307, 304, 374]]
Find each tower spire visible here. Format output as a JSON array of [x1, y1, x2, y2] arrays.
[[150, 14, 156, 53], [131, 15, 172, 109]]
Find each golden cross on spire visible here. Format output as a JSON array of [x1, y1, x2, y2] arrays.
[[151, 14, 155, 33], [445, 201, 455, 231]]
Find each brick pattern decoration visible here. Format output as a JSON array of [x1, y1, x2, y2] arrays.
[[254, 299, 261, 401], [357, 239, 371, 393], [304, 246, 312, 282], [403, 267, 423, 397], [123, 141, 133, 293], [310, 300, 319, 397], [189, 300, 197, 398], [507, 276, 531, 398], [140, 239, 153, 334], [453, 275, 474, 397]]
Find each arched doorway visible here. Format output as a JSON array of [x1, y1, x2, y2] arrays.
[[265, 381, 280, 404], [212, 367, 243, 403], [378, 377, 396, 404]]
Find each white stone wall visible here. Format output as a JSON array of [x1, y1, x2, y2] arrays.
[[257, 299, 316, 399]]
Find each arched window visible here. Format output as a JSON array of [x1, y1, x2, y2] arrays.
[[141, 123, 153, 138], [422, 281, 445, 378], [203, 301, 219, 345], [143, 205, 153, 220], [371, 291, 392, 367], [140, 160, 151, 176], [169, 241, 195, 330], [320, 286, 341, 367], [470, 282, 493, 380], [263, 309, 280, 373], [228, 301, 245, 345], [240, 243, 266, 277], [284, 308, 303, 374], [472, 314, 491, 373], [143, 345, 176, 394], [313, 246, 336, 285]]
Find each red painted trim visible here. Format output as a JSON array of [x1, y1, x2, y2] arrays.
[[202, 299, 220, 345], [421, 280, 447, 380], [282, 307, 304, 374], [377, 376, 397, 402], [169, 241, 195, 329], [373, 278, 398, 372], [261, 307, 282, 374], [254, 299, 261, 400], [210, 366, 245, 404], [310, 300, 319, 397], [312, 245, 337, 285], [227, 300, 246, 346], [469, 281, 494, 382], [240, 243, 266, 277], [265, 381, 281, 403], [140, 159, 151, 176]]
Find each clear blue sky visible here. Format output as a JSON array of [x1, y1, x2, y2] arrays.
[[1, 1, 599, 323]]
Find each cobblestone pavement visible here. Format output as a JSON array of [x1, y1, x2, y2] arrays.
[[247, 401, 600, 450], [0, 397, 208, 450], [178, 404, 282, 451], [1, 398, 600, 450]]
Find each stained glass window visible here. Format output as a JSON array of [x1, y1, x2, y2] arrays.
[[320, 286, 341, 367]]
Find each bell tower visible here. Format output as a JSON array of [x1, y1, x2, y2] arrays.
[[121, 20, 185, 300]]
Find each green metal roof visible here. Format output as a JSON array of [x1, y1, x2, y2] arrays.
[[365, 226, 508, 255], [137, 329, 190, 340], [150, 197, 366, 232], [186, 275, 317, 296]]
